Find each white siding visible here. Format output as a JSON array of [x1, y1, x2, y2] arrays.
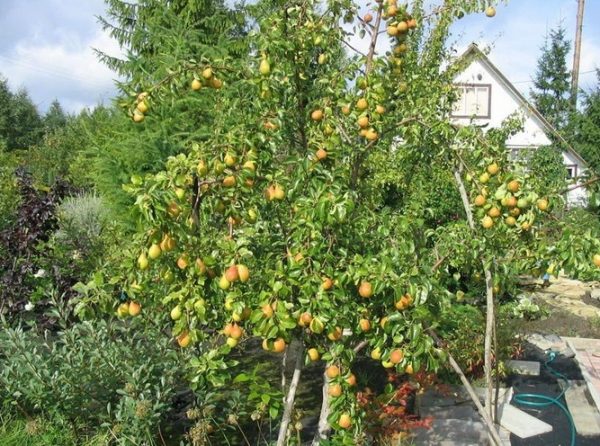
[[451, 55, 587, 206]]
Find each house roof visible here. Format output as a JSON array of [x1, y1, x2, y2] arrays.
[[457, 43, 588, 167]]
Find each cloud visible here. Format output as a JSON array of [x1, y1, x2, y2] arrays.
[[0, 0, 120, 113], [0, 0, 597, 114]]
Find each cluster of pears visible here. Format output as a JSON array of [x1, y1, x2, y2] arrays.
[[116, 300, 142, 318], [191, 67, 223, 91], [132, 92, 150, 123], [258, 301, 290, 353], [337, 96, 382, 143], [195, 148, 259, 226], [382, 0, 417, 38], [137, 233, 177, 271], [471, 162, 548, 231], [218, 264, 250, 290], [324, 364, 357, 429]]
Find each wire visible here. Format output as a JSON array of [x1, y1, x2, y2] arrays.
[[512, 69, 597, 84], [512, 351, 576, 446], [0, 54, 114, 88]]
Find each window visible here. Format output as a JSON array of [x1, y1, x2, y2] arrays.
[[452, 84, 491, 118], [566, 164, 578, 179]]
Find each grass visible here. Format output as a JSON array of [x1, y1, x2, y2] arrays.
[[0, 413, 107, 446]]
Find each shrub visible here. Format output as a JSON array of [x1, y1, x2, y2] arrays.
[[0, 318, 184, 444]]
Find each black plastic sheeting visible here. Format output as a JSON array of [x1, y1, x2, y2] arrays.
[[507, 342, 600, 446]]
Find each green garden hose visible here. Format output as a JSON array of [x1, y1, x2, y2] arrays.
[[512, 351, 576, 446]]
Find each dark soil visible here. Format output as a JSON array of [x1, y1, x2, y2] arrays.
[[519, 305, 600, 339], [508, 341, 600, 446]]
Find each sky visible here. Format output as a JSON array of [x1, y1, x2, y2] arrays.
[[0, 0, 598, 114]]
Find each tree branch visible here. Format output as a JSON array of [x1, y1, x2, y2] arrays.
[[276, 345, 303, 446]]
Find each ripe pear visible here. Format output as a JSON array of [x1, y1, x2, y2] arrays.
[[262, 304, 274, 318], [197, 160, 208, 176], [485, 6, 496, 17], [359, 318, 371, 331], [259, 58, 271, 76], [390, 349, 404, 364], [396, 21, 409, 33], [237, 264, 250, 282], [128, 301, 141, 317], [177, 331, 191, 348], [136, 101, 149, 114], [137, 252, 149, 270], [308, 348, 320, 361], [224, 153, 236, 167], [191, 78, 202, 91], [170, 306, 182, 320], [117, 302, 130, 318], [311, 109, 324, 121], [358, 281, 373, 298], [223, 176, 236, 187], [371, 347, 382, 360], [272, 338, 286, 353], [356, 98, 368, 110], [202, 67, 213, 79], [225, 265, 239, 283], [365, 129, 378, 141], [537, 198, 549, 211], [132, 110, 145, 123], [317, 53, 327, 65], [338, 413, 352, 429], [218, 276, 231, 290], [482, 216, 494, 229], [273, 184, 285, 200], [316, 148, 328, 161]]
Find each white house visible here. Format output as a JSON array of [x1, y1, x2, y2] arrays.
[[451, 43, 587, 205]]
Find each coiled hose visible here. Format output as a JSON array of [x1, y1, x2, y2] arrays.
[[512, 351, 576, 446]]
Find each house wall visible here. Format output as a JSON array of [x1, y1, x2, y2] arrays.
[[452, 57, 587, 206], [563, 151, 588, 205]]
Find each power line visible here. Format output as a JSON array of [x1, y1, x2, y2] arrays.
[[511, 69, 597, 84], [0, 54, 116, 88]]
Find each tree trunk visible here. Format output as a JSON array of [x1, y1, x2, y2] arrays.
[[483, 267, 495, 420], [311, 374, 331, 445], [276, 345, 303, 446], [453, 168, 497, 434]]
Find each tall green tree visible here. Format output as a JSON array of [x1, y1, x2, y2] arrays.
[[75, 0, 250, 224], [572, 72, 600, 174], [6, 89, 43, 150], [43, 99, 68, 134], [530, 25, 572, 132], [0, 76, 12, 150]]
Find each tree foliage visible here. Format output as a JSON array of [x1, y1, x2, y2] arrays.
[[77, 1, 600, 444], [530, 25, 572, 132]]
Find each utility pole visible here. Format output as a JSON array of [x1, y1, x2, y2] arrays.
[[571, 0, 585, 106]]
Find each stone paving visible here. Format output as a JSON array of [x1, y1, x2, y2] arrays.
[[525, 276, 600, 319]]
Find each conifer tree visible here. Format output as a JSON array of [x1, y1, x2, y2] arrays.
[[43, 100, 68, 134], [530, 25, 572, 132]]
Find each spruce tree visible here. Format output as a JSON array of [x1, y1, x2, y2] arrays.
[[0, 77, 11, 150], [7, 88, 43, 150], [530, 25, 572, 132], [43, 99, 68, 134], [572, 72, 600, 174]]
